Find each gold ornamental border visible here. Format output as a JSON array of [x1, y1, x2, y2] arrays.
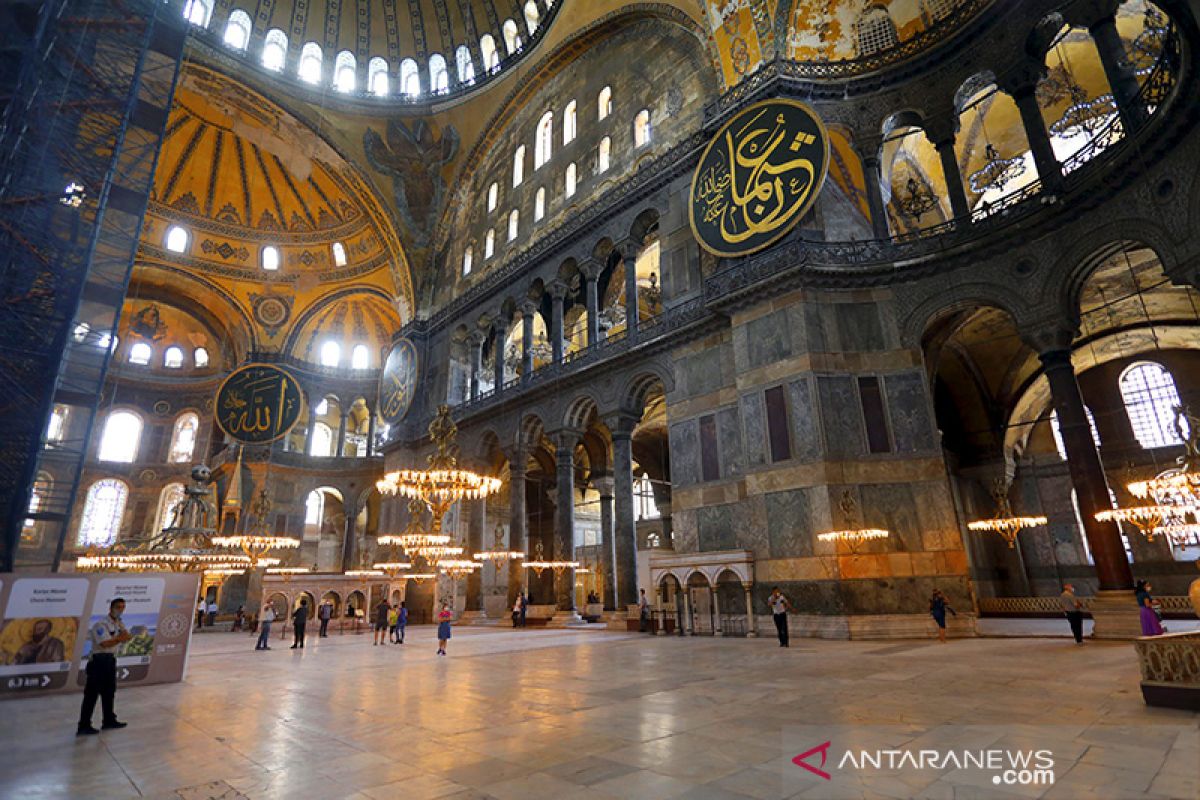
[[688, 97, 831, 259], [213, 362, 304, 445]]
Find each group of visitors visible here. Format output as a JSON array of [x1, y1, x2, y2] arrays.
[[511, 592, 529, 627], [194, 598, 218, 628], [372, 598, 408, 645]]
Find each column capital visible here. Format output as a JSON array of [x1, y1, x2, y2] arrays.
[[611, 238, 635, 258], [1061, 0, 1120, 30], [581, 259, 604, 281], [467, 329, 486, 348], [548, 279, 571, 300], [603, 410, 640, 438], [546, 427, 583, 453], [591, 473, 614, 496], [922, 115, 959, 148], [503, 446, 528, 471], [518, 299, 539, 318], [1021, 320, 1078, 356], [997, 61, 1047, 99], [852, 135, 883, 163]]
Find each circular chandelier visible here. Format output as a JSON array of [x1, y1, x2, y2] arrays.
[[893, 176, 939, 222], [378, 497, 451, 556], [1050, 87, 1117, 139], [1107, 406, 1200, 547], [211, 489, 300, 568], [371, 561, 413, 577], [265, 567, 310, 582], [345, 569, 385, 578], [968, 143, 1026, 194], [420, 545, 465, 564], [439, 559, 482, 580], [522, 540, 578, 576], [816, 491, 890, 549], [376, 405, 501, 536], [474, 523, 522, 561], [967, 479, 1047, 548], [399, 572, 437, 583]]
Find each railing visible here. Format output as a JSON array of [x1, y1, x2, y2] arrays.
[[1134, 631, 1200, 709], [245, 351, 379, 383], [978, 595, 1194, 616]]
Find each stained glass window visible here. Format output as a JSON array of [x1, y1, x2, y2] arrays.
[[79, 479, 128, 547]]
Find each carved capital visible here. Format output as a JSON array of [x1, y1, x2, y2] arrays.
[[922, 114, 959, 148], [602, 410, 640, 439], [997, 60, 1047, 99], [1020, 318, 1078, 355], [467, 330, 486, 348], [518, 299, 538, 318], [548, 279, 571, 301], [580, 259, 604, 281]]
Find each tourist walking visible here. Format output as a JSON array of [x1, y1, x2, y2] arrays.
[[233, 605, 245, 631], [77, 598, 130, 735], [387, 604, 399, 643], [256, 601, 275, 650], [512, 595, 522, 628], [638, 589, 651, 632], [395, 602, 408, 644], [1059, 583, 1085, 644], [206, 599, 218, 627], [437, 601, 453, 655], [290, 599, 308, 649], [373, 598, 390, 645], [767, 587, 793, 647], [1135, 580, 1164, 636], [520, 592, 528, 628], [318, 600, 332, 638], [929, 589, 956, 643], [195, 598, 205, 630]]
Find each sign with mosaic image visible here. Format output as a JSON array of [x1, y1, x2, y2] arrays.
[[689, 98, 830, 258], [379, 337, 419, 425], [214, 363, 303, 444]]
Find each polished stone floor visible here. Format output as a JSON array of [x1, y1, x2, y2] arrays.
[[0, 625, 1196, 800]]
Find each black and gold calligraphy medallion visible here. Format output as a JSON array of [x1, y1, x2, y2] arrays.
[[214, 363, 303, 444], [378, 337, 419, 425], [689, 98, 830, 258]]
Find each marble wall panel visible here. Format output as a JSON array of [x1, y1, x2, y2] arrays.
[[745, 309, 793, 368], [816, 375, 864, 458], [717, 405, 744, 478], [885, 371, 937, 454], [764, 487, 818, 559], [740, 391, 768, 468], [669, 419, 700, 487], [698, 503, 736, 551], [788, 377, 821, 462], [836, 303, 885, 352]]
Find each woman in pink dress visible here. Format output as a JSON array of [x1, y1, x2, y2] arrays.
[[436, 601, 453, 656]]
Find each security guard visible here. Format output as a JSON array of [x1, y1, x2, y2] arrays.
[[77, 597, 130, 735]]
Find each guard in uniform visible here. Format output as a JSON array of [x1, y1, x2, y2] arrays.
[[77, 597, 130, 735]]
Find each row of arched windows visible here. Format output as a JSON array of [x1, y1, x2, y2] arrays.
[[197, 1, 551, 97], [127, 343, 209, 369], [319, 341, 373, 369], [164, 225, 349, 271], [97, 411, 199, 464]]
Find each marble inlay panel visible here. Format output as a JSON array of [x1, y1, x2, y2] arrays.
[[739, 391, 767, 468], [816, 375, 863, 458], [885, 370, 936, 454]]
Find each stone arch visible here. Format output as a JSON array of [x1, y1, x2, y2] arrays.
[[1055, 224, 1180, 319], [900, 282, 1040, 349], [518, 413, 545, 450], [618, 364, 675, 413], [563, 393, 601, 431]]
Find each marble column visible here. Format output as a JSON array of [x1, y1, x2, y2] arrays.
[[519, 300, 536, 381], [492, 319, 506, 390], [582, 261, 601, 347], [304, 405, 318, 455], [594, 475, 616, 611], [506, 453, 527, 608], [336, 411, 348, 457], [551, 431, 580, 613], [712, 586, 723, 637], [341, 500, 357, 571], [743, 583, 757, 636], [1038, 346, 1132, 590], [468, 330, 485, 401], [1090, 14, 1146, 130], [925, 123, 970, 220], [366, 411, 376, 457], [1010, 83, 1063, 191], [859, 150, 890, 239], [607, 413, 639, 611], [549, 280, 568, 364], [620, 243, 639, 337], [466, 496, 486, 613]]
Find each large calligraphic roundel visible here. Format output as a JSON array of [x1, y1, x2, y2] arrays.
[[214, 363, 304, 445], [379, 337, 419, 425], [689, 98, 830, 258]]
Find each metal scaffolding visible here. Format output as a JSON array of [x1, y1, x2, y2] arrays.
[[0, 0, 188, 570]]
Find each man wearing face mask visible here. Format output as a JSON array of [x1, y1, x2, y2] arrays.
[[77, 598, 131, 735]]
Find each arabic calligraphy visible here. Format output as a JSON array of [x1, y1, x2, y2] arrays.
[[379, 338, 418, 425], [689, 99, 829, 258], [214, 364, 303, 445]]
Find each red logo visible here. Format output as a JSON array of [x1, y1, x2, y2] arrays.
[[792, 741, 832, 780]]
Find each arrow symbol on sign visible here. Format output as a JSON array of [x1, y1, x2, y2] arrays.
[[119, 668, 129, 680], [40, 675, 50, 687]]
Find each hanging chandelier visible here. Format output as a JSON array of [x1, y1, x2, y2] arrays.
[[968, 144, 1027, 194], [1130, 6, 1169, 71], [1108, 406, 1200, 545], [816, 491, 890, 548], [400, 572, 437, 583], [371, 560, 413, 577], [522, 540, 578, 576], [967, 479, 1047, 548], [378, 497, 452, 555], [265, 567, 310, 582], [439, 559, 483, 580], [345, 569, 385, 578], [474, 523, 523, 561], [418, 545, 465, 564], [893, 176, 939, 222], [212, 488, 300, 568], [376, 405, 501, 536], [1050, 85, 1117, 139]]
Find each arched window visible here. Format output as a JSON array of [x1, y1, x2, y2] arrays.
[[429, 53, 449, 94], [331, 242, 347, 267], [351, 344, 369, 370], [855, 6, 899, 56], [79, 479, 128, 547], [534, 188, 545, 221], [165, 225, 189, 253], [315, 398, 329, 415], [598, 137, 611, 173], [565, 162, 577, 198], [634, 109, 652, 147], [261, 245, 280, 271], [193, 347, 209, 368], [163, 346, 184, 369], [310, 422, 334, 457], [484, 229, 495, 258], [24, 473, 50, 533], [128, 342, 152, 365], [262, 29, 288, 72], [334, 50, 356, 92], [305, 489, 326, 525], [183, 0, 212, 27], [598, 86, 612, 121], [534, 111, 553, 169], [507, 209, 519, 241], [400, 59, 421, 97], [98, 411, 141, 462], [524, 1, 540, 34], [502, 20, 522, 54], [368, 57, 389, 95], [298, 42, 323, 85], [634, 473, 660, 521], [320, 341, 341, 367], [480, 34, 500, 71], [169, 412, 199, 462], [154, 483, 186, 533], [1120, 362, 1184, 448], [1050, 407, 1101, 460], [462, 246, 473, 276], [513, 145, 526, 187], [46, 404, 69, 442], [563, 100, 577, 144], [455, 45, 475, 84], [487, 182, 499, 212], [223, 9, 251, 50]]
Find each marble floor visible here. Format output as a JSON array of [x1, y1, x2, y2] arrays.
[[0, 625, 1196, 800]]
